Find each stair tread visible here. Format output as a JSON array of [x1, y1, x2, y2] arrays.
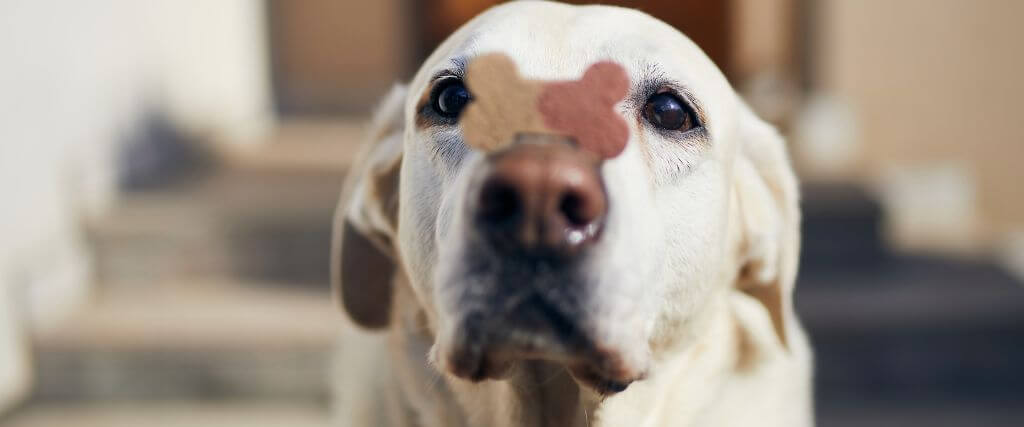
[[796, 255, 1024, 329], [3, 401, 329, 427], [223, 118, 364, 173], [36, 282, 340, 352]]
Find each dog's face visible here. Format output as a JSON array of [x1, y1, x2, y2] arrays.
[[334, 1, 799, 395]]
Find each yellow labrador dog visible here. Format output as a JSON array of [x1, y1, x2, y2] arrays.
[[331, 2, 812, 426]]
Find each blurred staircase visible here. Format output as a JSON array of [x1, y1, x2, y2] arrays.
[[796, 184, 1024, 426], [4, 120, 364, 426]]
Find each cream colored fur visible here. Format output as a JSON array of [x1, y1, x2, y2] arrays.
[[331, 2, 813, 426]]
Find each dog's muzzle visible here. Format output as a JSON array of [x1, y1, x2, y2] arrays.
[[440, 133, 639, 394]]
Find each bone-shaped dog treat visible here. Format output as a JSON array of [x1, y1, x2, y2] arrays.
[[461, 53, 630, 158]]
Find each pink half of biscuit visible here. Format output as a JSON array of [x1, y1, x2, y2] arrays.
[[537, 61, 630, 159]]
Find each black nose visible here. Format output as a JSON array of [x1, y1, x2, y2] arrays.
[[475, 136, 606, 257]]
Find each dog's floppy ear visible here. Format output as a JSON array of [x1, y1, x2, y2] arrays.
[[331, 84, 407, 329], [732, 105, 801, 349]]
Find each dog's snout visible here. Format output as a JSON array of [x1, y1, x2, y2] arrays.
[[475, 136, 606, 255]]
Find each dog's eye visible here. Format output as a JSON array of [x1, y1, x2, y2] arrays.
[[643, 92, 696, 132], [431, 78, 472, 119]]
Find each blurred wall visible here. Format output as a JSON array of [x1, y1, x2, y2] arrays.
[[142, 2, 274, 144], [269, 0, 410, 114], [733, 0, 795, 80], [811, 0, 1024, 252], [0, 0, 271, 412]]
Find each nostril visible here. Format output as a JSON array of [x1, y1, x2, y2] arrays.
[[559, 192, 589, 226], [559, 190, 603, 227], [479, 180, 521, 224]]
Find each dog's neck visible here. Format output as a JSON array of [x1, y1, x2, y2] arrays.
[[389, 281, 745, 427], [446, 360, 598, 427]]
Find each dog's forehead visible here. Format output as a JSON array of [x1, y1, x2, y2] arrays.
[[409, 2, 736, 141], [422, 4, 727, 97]]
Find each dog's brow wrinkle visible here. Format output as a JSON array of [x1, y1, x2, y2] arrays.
[[450, 56, 468, 75], [430, 56, 469, 82], [629, 60, 668, 103]]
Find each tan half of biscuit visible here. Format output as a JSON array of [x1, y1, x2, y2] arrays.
[[461, 53, 549, 152]]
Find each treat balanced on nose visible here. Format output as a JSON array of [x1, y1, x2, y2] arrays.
[[461, 53, 630, 159]]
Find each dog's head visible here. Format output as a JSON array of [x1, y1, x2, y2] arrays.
[[332, 1, 800, 395]]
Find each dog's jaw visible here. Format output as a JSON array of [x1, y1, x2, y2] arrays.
[[433, 330, 646, 397], [431, 265, 651, 396]]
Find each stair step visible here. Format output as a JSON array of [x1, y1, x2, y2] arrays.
[[90, 166, 345, 288], [32, 283, 340, 402], [796, 254, 1024, 402], [816, 399, 1024, 427], [2, 401, 330, 427]]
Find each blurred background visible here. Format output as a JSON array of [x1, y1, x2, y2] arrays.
[[1, 0, 1022, 426]]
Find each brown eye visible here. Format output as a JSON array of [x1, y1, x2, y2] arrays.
[[431, 78, 472, 119], [643, 92, 696, 131]]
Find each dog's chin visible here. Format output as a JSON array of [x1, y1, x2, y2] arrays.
[[435, 302, 646, 396], [433, 247, 647, 394], [437, 332, 644, 396]]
